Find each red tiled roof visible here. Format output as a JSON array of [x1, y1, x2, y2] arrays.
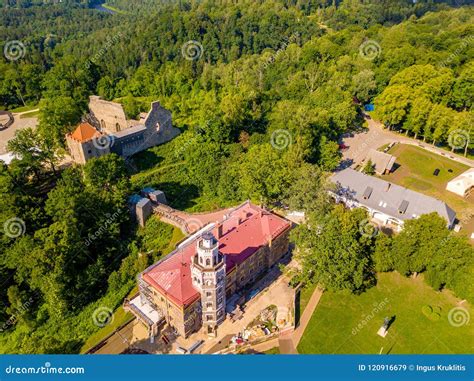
[[142, 202, 291, 307], [68, 122, 101, 142]]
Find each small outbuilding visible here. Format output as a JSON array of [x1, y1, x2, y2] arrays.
[[364, 149, 396, 175], [446, 168, 474, 197]]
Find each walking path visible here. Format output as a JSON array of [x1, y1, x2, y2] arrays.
[[153, 204, 233, 234], [14, 108, 39, 116], [292, 287, 323, 347], [251, 338, 279, 353]]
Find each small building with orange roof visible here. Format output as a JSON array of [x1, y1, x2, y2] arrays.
[[66, 122, 111, 164]]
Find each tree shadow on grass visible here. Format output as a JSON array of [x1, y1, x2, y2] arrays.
[[130, 150, 164, 172], [153, 182, 200, 211]]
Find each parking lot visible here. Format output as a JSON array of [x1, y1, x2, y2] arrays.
[[0, 113, 38, 154]]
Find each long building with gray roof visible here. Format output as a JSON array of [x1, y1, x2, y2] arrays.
[[331, 168, 456, 230]]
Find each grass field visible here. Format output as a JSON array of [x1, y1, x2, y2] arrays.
[[297, 272, 473, 354], [130, 131, 236, 213], [80, 295, 135, 353], [102, 3, 129, 15], [385, 144, 473, 238], [19, 110, 40, 119], [9, 104, 38, 113]]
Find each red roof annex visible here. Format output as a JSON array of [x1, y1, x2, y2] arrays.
[[142, 202, 291, 307], [68, 122, 102, 143]]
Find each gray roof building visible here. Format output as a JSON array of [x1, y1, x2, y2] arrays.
[[331, 168, 456, 228], [365, 149, 396, 175]]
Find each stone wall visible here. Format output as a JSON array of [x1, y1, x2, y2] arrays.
[[142, 101, 180, 149], [88, 96, 127, 134], [66, 135, 110, 164]]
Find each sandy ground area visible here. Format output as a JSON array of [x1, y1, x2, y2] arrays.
[[0, 114, 38, 154]]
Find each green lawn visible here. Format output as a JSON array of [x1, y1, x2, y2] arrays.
[[384, 144, 473, 239], [298, 272, 473, 354], [80, 297, 135, 353], [102, 3, 129, 15], [9, 104, 38, 113], [386, 144, 468, 196], [130, 131, 234, 213], [19, 110, 40, 119]]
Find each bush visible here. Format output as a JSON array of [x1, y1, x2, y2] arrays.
[[422, 305, 441, 321], [422, 305, 432, 317]]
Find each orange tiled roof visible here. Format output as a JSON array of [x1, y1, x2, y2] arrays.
[[69, 123, 101, 142]]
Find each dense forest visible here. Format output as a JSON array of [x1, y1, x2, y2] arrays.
[[0, 0, 473, 353]]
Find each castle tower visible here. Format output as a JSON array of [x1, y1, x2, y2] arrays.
[[191, 231, 226, 336]]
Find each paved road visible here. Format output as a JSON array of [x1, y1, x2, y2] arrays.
[[88, 319, 135, 354], [341, 118, 474, 169], [0, 111, 39, 155]]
